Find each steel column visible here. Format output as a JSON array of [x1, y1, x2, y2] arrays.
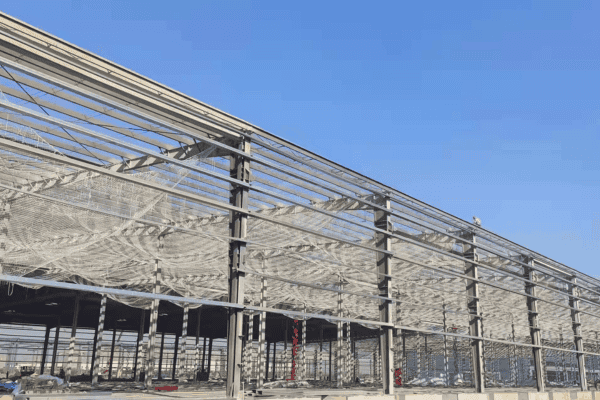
[[194, 308, 202, 382], [258, 277, 267, 387], [525, 259, 545, 392], [145, 252, 162, 388], [272, 341, 277, 380], [226, 137, 251, 398], [375, 196, 394, 394], [207, 337, 213, 377], [65, 294, 80, 382], [133, 309, 145, 382], [462, 231, 485, 393], [108, 327, 117, 380], [570, 277, 587, 390], [157, 333, 165, 380], [172, 334, 179, 380], [40, 325, 51, 375], [179, 302, 189, 379], [92, 294, 107, 385], [50, 320, 61, 376], [337, 280, 343, 387]]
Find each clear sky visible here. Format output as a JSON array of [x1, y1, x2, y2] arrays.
[[1, 0, 599, 278]]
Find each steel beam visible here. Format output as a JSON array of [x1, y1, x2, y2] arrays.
[[375, 196, 394, 394], [525, 259, 545, 392], [462, 231, 485, 393], [226, 137, 250, 398], [570, 277, 587, 390]]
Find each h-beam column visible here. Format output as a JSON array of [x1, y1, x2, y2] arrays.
[[146, 238, 163, 388], [461, 232, 485, 393], [258, 277, 267, 387], [374, 196, 394, 394], [570, 277, 587, 391], [525, 259, 545, 392], [226, 136, 251, 399]]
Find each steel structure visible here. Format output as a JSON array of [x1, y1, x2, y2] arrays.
[[0, 12, 600, 397]]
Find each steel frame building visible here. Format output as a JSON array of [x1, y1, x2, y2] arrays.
[[0, 11, 599, 398]]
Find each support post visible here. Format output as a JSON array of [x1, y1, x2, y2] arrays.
[[90, 323, 98, 377], [570, 277, 587, 391], [265, 341, 270, 382], [337, 280, 343, 387], [272, 341, 276, 380], [319, 326, 323, 380], [525, 259, 545, 392], [65, 294, 80, 382], [226, 136, 251, 399], [207, 337, 213, 377], [329, 339, 332, 382], [146, 240, 162, 388], [462, 231, 485, 393], [375, 196, 394, 394], [40, 325, 51, 375], [179, 302, 189, 380], [92, 294, 107, 385], [172, 334, 179, 380], [50, 320, 61, 376], [202, 336, 207, 372], [108, 327, 116, 380], [258, 277, 267, 387], [194, 308, 202, 382], [302, 304, 307, 381], [133, 309, 145, 382], [443, 303, 449, 387], [157, 333, 165, 380]]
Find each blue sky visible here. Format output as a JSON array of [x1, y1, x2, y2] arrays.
[[2, 0, 599, 277]]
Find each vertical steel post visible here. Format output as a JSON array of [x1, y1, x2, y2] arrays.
[[329, 339, 332, 382], [302, 304, 307, 381], [146, 246, 162, 388], [179, 302, 189, 379], [50, 320, 61, 376], [258, 277, 267, 387], [525, 259, 545, 392], [133, 309, 145, 382], [443, 303, 449, 387], [319, 326, 324, 380], [194, 308, 202, 382], [40, 325, 51, 375], [337, 278, 343, 387], [108, 327, 117, 380], [462, 231, 485, 393], [172, 334, 179, 380], [226, 136, 251, 399], [245, 313, 254, 383], [90, 323, 98, 377], [92, 294, 107, 385], [271, 342, 277, 380], [207, 337, 213, 377], [157, 333, 165, 380], [66, 294, 80, 382], [570, 277, 587, 390], [202, 336, 207, 372], [375, 195, 394, 394], [265, 341, 270, 382]]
